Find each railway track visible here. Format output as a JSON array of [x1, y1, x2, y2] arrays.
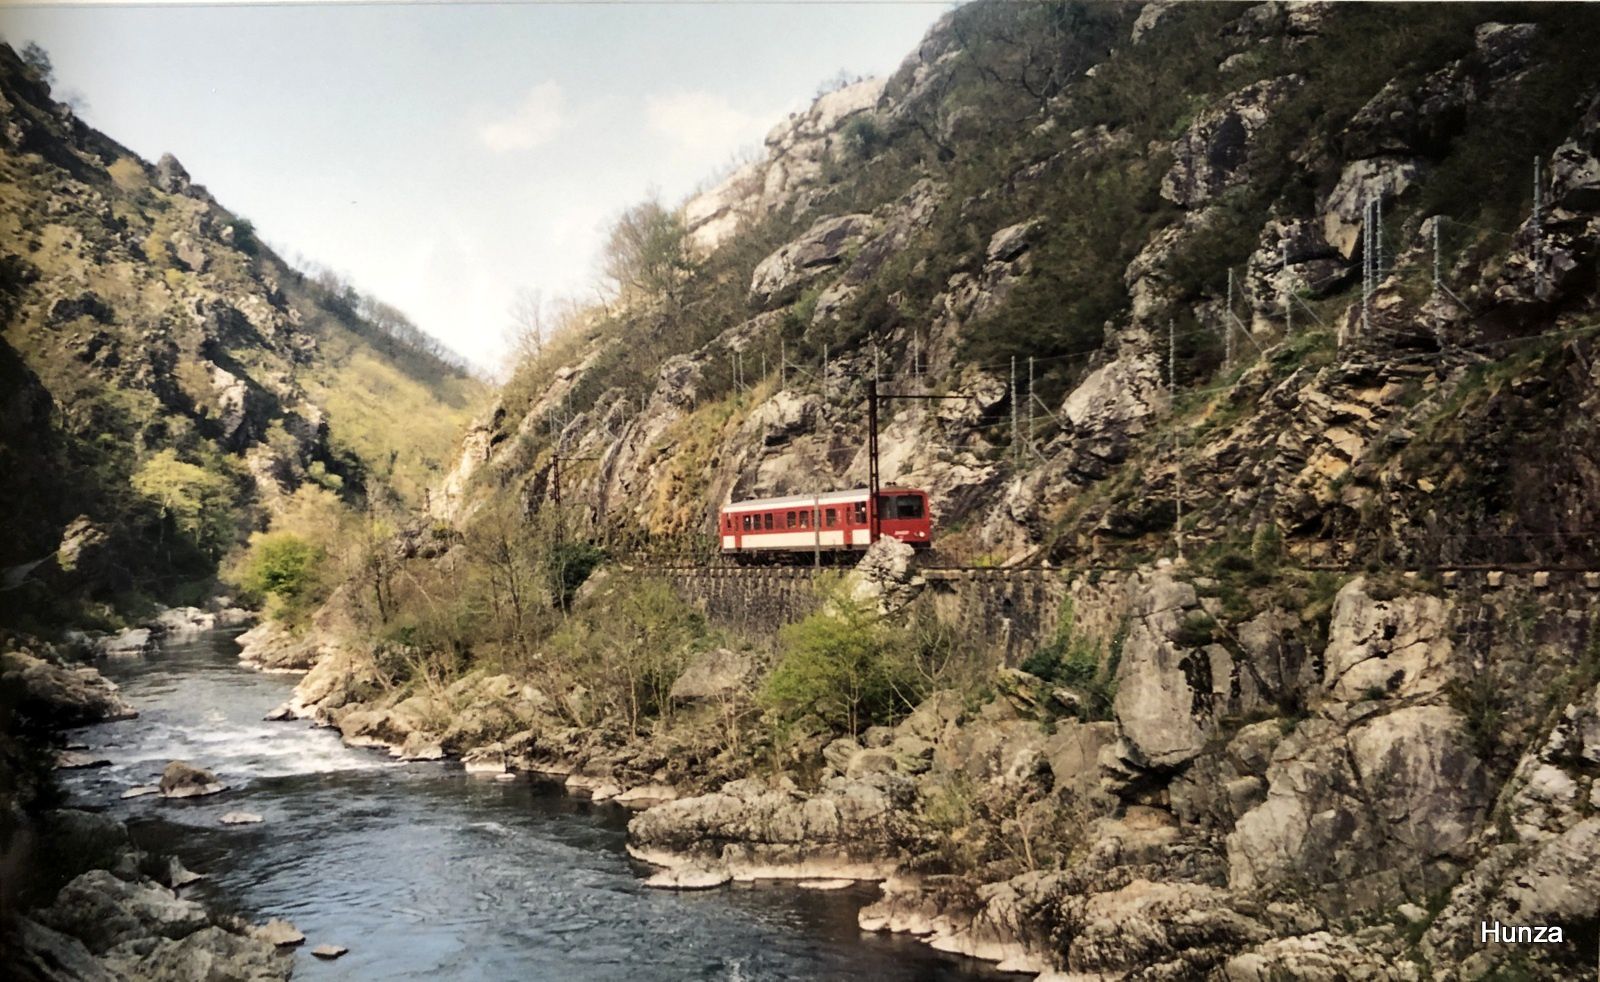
[[615, 558, 1600, 584]]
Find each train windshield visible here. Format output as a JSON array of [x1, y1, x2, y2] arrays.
[[878, 494, 925, 520]]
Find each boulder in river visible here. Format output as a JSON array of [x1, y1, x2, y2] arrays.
[[644, 863, 732, 890], [250, 918, 305, 947], [262, 703, 294, 721], [122, 785, 160, 799], [219, 811, 264, 825], [159, 760, 226, 798], [312, 943, 349, 959], [148, 606, 216, 638], [55, 749, 111, 769]]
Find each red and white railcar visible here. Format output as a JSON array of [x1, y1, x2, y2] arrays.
[[718, 487, 931, 561]]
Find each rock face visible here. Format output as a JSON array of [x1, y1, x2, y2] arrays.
[[667, 647, 751, 704], [1109, 573, 1212, 770], [158, 760, 226, 798], [1321, 156, 1421, 258], [749, 213, 878, 307], [1162, 76, 1303, 208]]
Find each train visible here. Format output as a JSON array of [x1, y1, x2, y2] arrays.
[[718, 487, 932, 562]]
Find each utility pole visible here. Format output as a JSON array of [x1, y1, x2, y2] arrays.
[[779, 341, 787, 388], [1281, 238, 1292, 337], [1361, 197, 1373, 339], [821, 343, 829, 425], [1010, 356, 1019, 471], [867, 377, 880, 545], [911, 331, 921, 378], [1440, 220, 1452, 297], [1533, 156, 1545, 295], [1169, 318, 1183, 563], [1225, 268, 1236, 367], [1027, 355, 1036, 453]]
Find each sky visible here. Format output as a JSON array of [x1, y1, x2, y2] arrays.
[[0, 0, 951, 372]]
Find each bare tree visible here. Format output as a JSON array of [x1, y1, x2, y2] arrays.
[[600, 196, 695, 306], [504, 287, 547, 363]]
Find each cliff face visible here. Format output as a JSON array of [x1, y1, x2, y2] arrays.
[[393, 3, 1600, 977], [0, 43, 484, 622], [443, 2, 1600, 572]]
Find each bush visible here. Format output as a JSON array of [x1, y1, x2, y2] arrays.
[[238, 531, 325, 622], [1021, 598, 1117, 721], [762, 588, 919, 737]]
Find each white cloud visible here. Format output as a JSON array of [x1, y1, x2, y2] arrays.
[[478, 81, 565, 152], [645, 89, 769, 157]]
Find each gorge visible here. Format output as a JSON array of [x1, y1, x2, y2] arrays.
[[6, 2, 1600, 980]]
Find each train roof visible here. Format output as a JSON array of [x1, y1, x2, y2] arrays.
[[721, 487, 924, 513]]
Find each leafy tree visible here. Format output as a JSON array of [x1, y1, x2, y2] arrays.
[[240, 531, 324, 605], [762, 588, 918, 737], [130, 450, 236, 559], [19, 42, 52, 85], [600, 197, 696, 305]]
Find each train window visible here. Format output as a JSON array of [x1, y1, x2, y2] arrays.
[[799, 511, 810, 528], [895, 495, 924, 519], [786, 511, 796, 528], [825, 509, 837, 527], [764, 513, 773, 530], [741, 514, 751, 531], [853, 502, 867, 524]]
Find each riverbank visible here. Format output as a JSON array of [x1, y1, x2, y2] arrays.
[[13, 626, 1007, 979], [2, 633, 293, 981], [248, 558, 1600, 980]]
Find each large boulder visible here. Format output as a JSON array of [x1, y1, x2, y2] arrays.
[[668, 647, 752, 704], [158, 761, 226, 799], [1321, 157, 1422, 259], [7, 918, 120, 982], [1110, 574, 1211, 770], [1321, 577, 1455, 702], [37, 871, 209, 954], [749, 213, 877, 307], [849, 537, 923, 613], [628, 771, 919, 880], [1, 650, 137, 728], [110, 925, 290, 981], [1227, 706, 1488, 909], [1061, 353, 1167, 471]]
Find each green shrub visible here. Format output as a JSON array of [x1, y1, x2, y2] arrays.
[[762, 588, 918, 737], [1021, 598, 1117, 721], [240, 531, 323, 601]]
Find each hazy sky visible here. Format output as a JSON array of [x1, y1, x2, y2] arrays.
[[0, 1, 950, 371]]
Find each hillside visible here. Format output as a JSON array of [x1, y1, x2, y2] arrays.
[[0, 42, 484, 628], [17, 3, 1600, 979], [270, 3, 1600, 977]]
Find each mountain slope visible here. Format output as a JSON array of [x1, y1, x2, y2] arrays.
[[351, 3, 1600, 977], [0, 42, 484, 626]]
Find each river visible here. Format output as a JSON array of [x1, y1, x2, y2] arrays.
[[58, 630, 1009, 980]]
